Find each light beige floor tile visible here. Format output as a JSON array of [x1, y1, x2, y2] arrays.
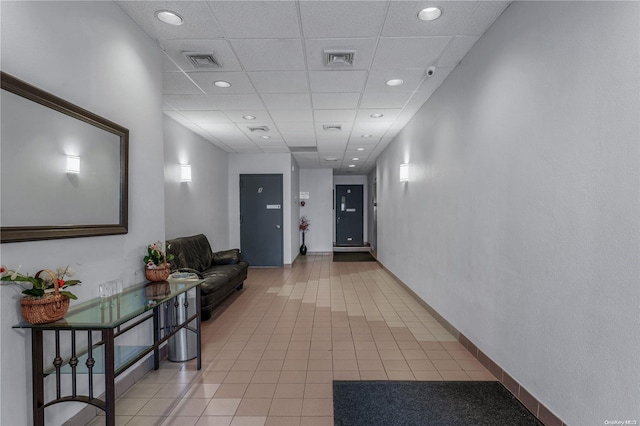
[[184, 384, 220, 399], [301, 398, 333, 416], [235, 398, 272, 416], [274, 383, 305, 399], [169, 398, 209, 417], [265, 416, 301, 426], [115, 398, 150, 416], [268, 398, 303, 416], [214, 384, 248, 398], [230, 416, 267, 426], [244, 383, 277, 398], [204, 398, 242, 416], [195, 416, 233, 426], [126, 416, 165, 426], [162, 416, 199, 426]]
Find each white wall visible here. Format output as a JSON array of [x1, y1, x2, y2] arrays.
[[164, 116, 229, 250], [334, 175, 368, 244], [299, 169, 334, 253], [376, 2, 639, 425], [228, 153, 297, 265], [0, 2, 164, 425]]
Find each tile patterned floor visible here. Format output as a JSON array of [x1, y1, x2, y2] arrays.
[[89, 254, 494, 426]]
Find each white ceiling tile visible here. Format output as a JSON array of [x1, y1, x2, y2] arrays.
[[313, 109, 357, 123], [460, 2, 510, 36], [248, 71, 309, 94], [160, 39, 242, 72], [230, 39, 306, 71], [404, 67, 453, 110], [180, 110, 230, 123], [270, 110, 314, 123], [381, 1, 477, 37], [224, 110, 270, 122], [284, 138, 317, 147], [308, 70, 368, 93], [162, 53, 182, 72], [360, 92, 412, 109], [304, 38, 377, 70], [260, 146, 291, 153], [187, 71, 255, 94], [373, 37, 451, 69], [116, 1, 224, 40], [436, 36, 480, 67], [364, 69, 427, 92], [299, 1, 388, 38], [163, 72, 203, 95], [164, 94, 264, 110], [352, 120, 393, 134], [163, 110, 191, 124], [312, 93, 361, 110], [278, 122, 316, 134], [209, 1, 300, 38], [261, 93, 312, 110]]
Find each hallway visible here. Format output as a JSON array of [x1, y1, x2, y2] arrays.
[[94, 255, 493, 425]]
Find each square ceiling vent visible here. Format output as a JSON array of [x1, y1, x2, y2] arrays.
[[324, 50, 355, 67], [182, 52, 221, 69]]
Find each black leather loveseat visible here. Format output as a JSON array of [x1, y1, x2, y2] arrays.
[[167, 234, 248, 321]]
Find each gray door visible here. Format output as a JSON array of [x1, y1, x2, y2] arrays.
[[240, 174, 283, 267], [335, 184, 363, 246]]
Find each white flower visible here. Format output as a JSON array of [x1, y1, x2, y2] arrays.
[[0, 265, 8, 278], [65, 268, 76, 277], [10, 265, 21, 280]]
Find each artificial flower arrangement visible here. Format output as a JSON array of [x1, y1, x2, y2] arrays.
[[143, 241, 175, 282], [0, 265, 81, 300], [299, 216, 311, 233], [1, 265, 81, 324]]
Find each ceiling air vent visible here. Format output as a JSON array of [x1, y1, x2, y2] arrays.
[[324, 50, 355, 67], [322, 124, 342, 132], [290, 147, 318, 153], [247, 126, 270, 133], [182, 52, 221, 69]]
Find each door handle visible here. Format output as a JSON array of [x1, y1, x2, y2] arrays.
[[276, 225, 281, 229]]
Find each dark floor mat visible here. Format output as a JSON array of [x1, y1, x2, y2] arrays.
[[333, 381, 542, 426], [332, 252, 377, 262]]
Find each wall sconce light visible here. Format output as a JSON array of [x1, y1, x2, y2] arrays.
[[399, 163, 411, 182], [180, 164, 192, 182], [66, 156, 80, 174]]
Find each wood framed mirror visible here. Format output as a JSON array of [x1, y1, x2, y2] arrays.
[[1, 71, 129, 243]]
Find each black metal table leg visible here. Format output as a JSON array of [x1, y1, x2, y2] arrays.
[[103, 329, 116, 426], [196, 288, 202, 370], [32, 330, 44, 426]]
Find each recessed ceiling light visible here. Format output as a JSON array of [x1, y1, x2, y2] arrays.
[[361, 135, 372, 139], [324, 157, 339, 162], [260, 135, 271, 139], [155, 10, 184, 26], [214, 80, 231, 88], [348, 164, 356, 168], [243, 115, 256, 120], [370, 113, 384, 118], [352, 157, 360, 161], [418, 7, 442, 21], [357, 147, 365, 151], [386, 79, 404, 87]]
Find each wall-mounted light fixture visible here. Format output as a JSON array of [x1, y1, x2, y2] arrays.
[[66, 155, 80, 174], [180, 164, 192, 182], [399, 163, 411, 182]]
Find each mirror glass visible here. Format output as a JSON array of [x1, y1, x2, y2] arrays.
[[1, 72, 128, 242]]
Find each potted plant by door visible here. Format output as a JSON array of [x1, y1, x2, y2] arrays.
[[143, 241, 175, 282], [1, 265, 81, 324], [299, 216, 310, 256]]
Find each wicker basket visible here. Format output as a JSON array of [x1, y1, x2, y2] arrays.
[[20, 269, 70, 325], [145, 264, 171, 282]]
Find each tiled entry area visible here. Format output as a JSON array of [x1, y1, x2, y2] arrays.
[[93, 255, 494, 426]]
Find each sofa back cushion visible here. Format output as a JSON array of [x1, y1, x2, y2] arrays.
[[213, 249, 242, 265], [167, 234, 214, 272]]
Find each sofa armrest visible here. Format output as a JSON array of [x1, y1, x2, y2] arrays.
[[212, 249, 243, 265]]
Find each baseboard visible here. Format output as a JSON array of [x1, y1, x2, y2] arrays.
[[381, 264, 566, 426]]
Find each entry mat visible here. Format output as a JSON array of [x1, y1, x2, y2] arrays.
[[332, 251, 377, 262], [333, 381, 543, 426]]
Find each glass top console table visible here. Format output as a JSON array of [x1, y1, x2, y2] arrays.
[[14, 278, 205, 426]]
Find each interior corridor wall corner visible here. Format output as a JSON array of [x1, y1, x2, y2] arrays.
[[375, 2, 640, 425]]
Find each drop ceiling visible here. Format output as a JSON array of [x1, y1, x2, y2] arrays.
[[116, 1, 510, 174]]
